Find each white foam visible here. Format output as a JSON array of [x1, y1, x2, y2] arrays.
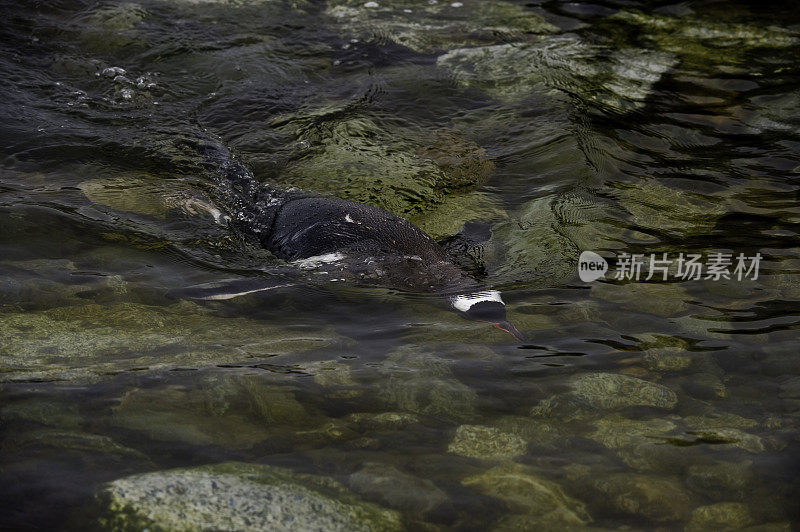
[[450, 290, 504, 312]]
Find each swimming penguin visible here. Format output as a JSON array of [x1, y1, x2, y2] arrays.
[[172, 140, 522, 341]]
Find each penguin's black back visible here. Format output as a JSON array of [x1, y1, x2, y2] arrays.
[[264, 197, 447, 262]]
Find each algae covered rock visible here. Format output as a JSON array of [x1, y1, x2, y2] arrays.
[[447, 424, 528, 460], [462, 463, 591, 528], [96, 462, 402, 531], [531, 372, 677, 422]]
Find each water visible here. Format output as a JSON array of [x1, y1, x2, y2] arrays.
[[1, 0, 799, 529]]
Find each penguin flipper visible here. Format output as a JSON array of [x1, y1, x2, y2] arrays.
[[166, 277, 293, 301]]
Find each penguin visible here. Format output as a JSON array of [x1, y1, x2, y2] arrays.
[[170, 140, 522, 341]]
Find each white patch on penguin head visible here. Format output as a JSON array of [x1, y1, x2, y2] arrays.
[[449, 290, 504, 312], [344, 214, 354, 223]]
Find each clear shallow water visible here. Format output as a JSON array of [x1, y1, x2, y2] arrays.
[[1, 0, 799, 529]]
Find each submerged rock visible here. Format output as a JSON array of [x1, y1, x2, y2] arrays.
[[344, 412, 421, 431], [437, 36, 675, 111], [462, 463, 591, 528], [530, 372, 677, 422], [681, 372, 727, 400], [348, 462, 448, 515], [447, 425, 528, 460], [682, 428, 766, 454], [486, 195, 579, 287], [282, 118, 494, 221], [300, 360, 361, 399], [408, 191, 506, 241], [0, 396, 82, 430], [80, 3, 147, 51], [591, 473, 691, 523], [779, 376, 800, 413], [110, 384, 275, 449], [0, 302, 339, 383], [590, 282, 691, 317], [643, 347, 693, 372], [686, 460, 753, 496], [379, 348, 478, 423], [686, 502, 754, 530], [613, 180, 728, 238], [611, 9, 798, 73], [326, 0, 556, 54], [588, 414, 684, 472], [96, 462, 402, 531], [3, 429, 148, 462], [493, 416, 564, 449]]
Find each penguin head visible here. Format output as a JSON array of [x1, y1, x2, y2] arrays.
[[450, 291, 523, 341]]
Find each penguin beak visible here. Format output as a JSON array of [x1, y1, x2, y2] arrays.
[[492, 320, 523, 341]]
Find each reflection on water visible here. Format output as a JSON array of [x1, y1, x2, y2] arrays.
[[1, 0, 799, 529]]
